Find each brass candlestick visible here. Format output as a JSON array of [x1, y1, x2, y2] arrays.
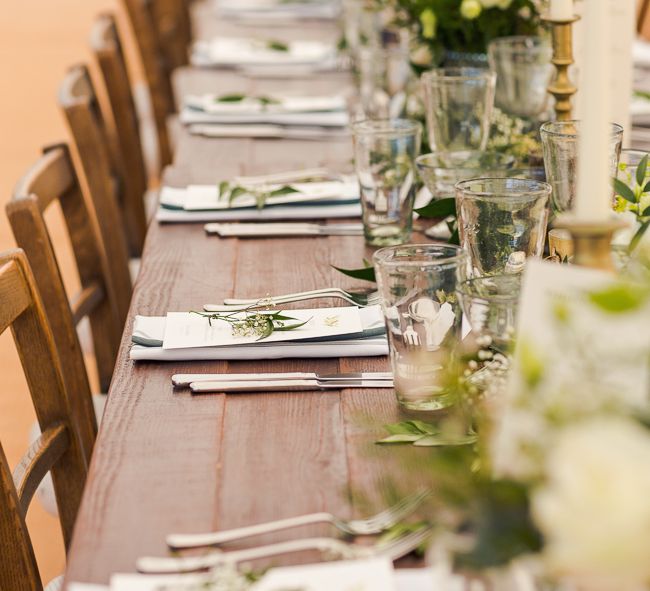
[[542, 14, 580, 121], [553, 216, 627, 271]]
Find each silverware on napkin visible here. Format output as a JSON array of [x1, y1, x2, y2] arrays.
[[189, 378, 394, 394], [172, 371, 393, 387], [204, 222, 364, 237]]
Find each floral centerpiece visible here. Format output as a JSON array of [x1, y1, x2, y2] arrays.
[[373, 0, 543, 66]]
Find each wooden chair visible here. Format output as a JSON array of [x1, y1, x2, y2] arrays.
[[0, 249, 88, 591], [58, 64, 133, 323], [91, 13, 149, 257], [120, 0, 175, 166], [151, 0, 192, 72], [639, 0, 650, 38], [8, 144, 123, 399]]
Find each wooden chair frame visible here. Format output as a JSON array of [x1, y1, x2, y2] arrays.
[[0, 249, 87, 590], [8, 144, 122, 403], [121, 0, 174, 166], [59, 64, 133, 327], [91, 13, 149, 257]]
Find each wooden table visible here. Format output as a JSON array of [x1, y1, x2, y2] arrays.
[[63, 7, 412, 586]]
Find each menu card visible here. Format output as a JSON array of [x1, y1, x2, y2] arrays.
[[162, 306, 365, 350]]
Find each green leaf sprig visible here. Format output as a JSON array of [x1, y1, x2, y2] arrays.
[[331, 260, 376, 283], [267, 39, 289, 52], [613, 153, 650, 252], [217, 182, 300, 209], [376, 421, 477, 447], [214, 94, 280, 108], [191, 302, 310, 341]]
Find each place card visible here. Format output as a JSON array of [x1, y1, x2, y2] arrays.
[[162, 306, 364, 350], [510, 259, 650, 407], [183, 181, 359, 211]]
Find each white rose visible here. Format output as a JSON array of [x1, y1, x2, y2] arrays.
[[480, 0, 500, 7], [532, 417, 650, 588]]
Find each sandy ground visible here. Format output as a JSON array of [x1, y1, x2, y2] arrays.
[[0, 0, 128, 583]]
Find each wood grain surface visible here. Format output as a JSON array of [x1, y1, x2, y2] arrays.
[[63, 6, 423, 585]]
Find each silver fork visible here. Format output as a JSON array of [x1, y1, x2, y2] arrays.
[[166, 489, 429, 550], [138, 526, 433, 574], [402, 315, 421, 347], [204, 288, 381, 311]]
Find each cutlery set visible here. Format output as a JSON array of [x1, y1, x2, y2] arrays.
[[137, 490, 431, 574]]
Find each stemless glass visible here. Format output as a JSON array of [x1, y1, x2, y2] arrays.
[[541, 120, 624, 214], [352, 119, 422, 246], [374, 244, 469, 411], [455, 178, 551, 276], [358, 45, 413, 119], [416, 151, 516, 199], [421, 68, 496, 152], [487, 36, 553, 119]]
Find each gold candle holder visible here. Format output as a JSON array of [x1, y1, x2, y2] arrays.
[[553, 216, 626, 271], [542, 14, 580, 121]]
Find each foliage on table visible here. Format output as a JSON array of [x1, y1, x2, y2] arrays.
[[373, 0, 543, 65], [614, 153, 650, 254]]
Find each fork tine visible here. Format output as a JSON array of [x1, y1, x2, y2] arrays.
[[367, 489, 430, 528], [378, 526, 433, 561]]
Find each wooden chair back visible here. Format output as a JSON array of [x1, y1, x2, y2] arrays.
[[91, 13, 148, 256], [152, 0, 192, 72], [121, 0, 174, 165], [8, 144, 123, 399], [639, 0, 650, 37], [58, 64, 133, 325], [0, 249, 88, 590]]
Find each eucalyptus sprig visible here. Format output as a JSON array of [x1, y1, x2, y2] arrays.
[[613, 153, 650, 252], [376, 420, 477, 447], [191, 302, 310, 341], [217, 182, 299, 209], [214, 94, 280, 108]]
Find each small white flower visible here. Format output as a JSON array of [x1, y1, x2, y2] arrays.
[[532, 417, 650, 588], [460, 0, 482, 19]]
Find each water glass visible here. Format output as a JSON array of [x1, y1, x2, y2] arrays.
[[455, 178, 551, 276], [541, 120, 624, 214], [416, 151, 516, 199], [373, 244, 469, 411], [487, 36, 553, 119], [358, 45, 413, 119], [421, 68, 496, 152], [456, 274, 521, 351], [352, 119, 422, 246]]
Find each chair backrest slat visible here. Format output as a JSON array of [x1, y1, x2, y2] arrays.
[[91, 13, 149, 256], [121, 0, 174, 166], [0, 250, 88, 590], [59, 65, 133, 327]]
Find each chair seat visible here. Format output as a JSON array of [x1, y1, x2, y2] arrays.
[[29, 394, 107, 516]]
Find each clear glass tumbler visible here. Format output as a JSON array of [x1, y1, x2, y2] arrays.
[[416, 151, 516, 199], [421, 68, 496, 152], [487, 36, 553, 119], [352, 119, 422, 246], [455, 177, 551, 276], [540, 120, 624, 214], [373, 244, 469, 411], [358, 45, 413, 119]]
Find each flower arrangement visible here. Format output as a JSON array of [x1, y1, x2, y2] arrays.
[[374, 0, 543, 64]]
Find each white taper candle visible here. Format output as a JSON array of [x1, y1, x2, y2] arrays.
[[574, 0, 612, 221], [549, 0, 573, 20]]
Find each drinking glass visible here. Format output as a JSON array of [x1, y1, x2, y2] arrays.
[[358, 45, 413, 119], [541, 120, 624, 214], [487, 36, 553, 119], [455, 178, 551, 276], [416, 151, 516, 199], [352, 119, 422, 246], [373, 244, 469, 411], [421, 68, 496, 152]]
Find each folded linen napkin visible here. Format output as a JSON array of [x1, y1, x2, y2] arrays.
[[180, 107, 349, 128], [217, 0, 341, 20], [157, 187, 361, 223], [186, 123, 350, 140], [191, 38, 337, 68], [185, 94, 346, 115], [130, 307, 387, 361]]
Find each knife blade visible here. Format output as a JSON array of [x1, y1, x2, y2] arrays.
[[173, 372, 393, 388], [189, 379, 394, 394]]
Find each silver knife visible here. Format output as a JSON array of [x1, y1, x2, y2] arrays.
[[204, 222, 364, 237], [190, 379, 394, 393], [173, 372, 393, 387]]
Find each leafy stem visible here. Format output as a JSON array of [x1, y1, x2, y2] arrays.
[[217, 182, 300, 209]]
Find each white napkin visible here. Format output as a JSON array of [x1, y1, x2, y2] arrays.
[[180, 107, 349, 128], [217, 0, 341, 20], [157, 187, 361, 223], [634, 38, 650, 67], [191, 38, 336, 68], [186, 123, 351, 140], [130, 307, 388, 361], [185, 94, 346, 116]]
